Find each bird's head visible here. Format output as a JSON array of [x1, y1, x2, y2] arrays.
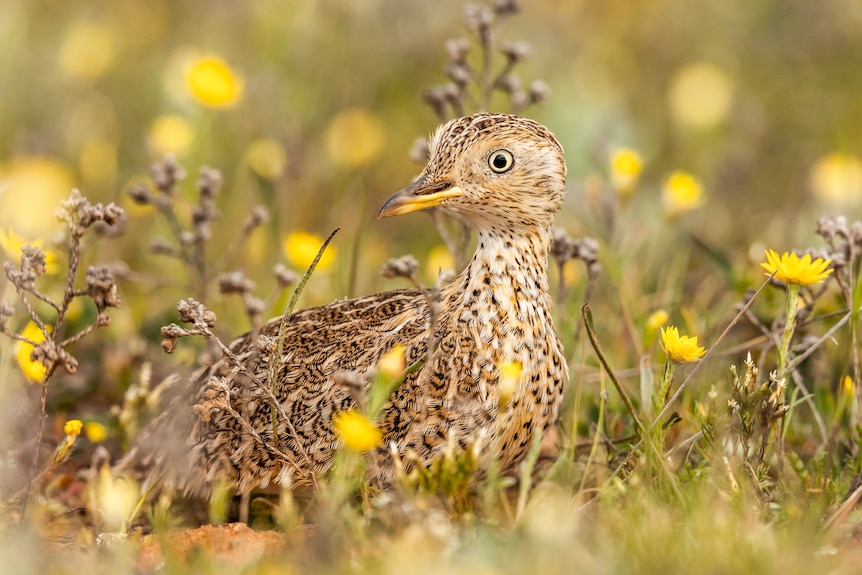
[[378, 113, 566, 231]]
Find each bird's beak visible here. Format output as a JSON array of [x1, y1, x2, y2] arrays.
[[377, 177, 463, 219]]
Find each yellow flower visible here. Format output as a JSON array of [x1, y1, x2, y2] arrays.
[[85, 421, 109, 443], [609, 147, 643, 196], [660, 326, 706, 363], [761, 249, 833, 286], [96, 464, 140, 532], [425, 244, 455, 281], [325, 108, 386, 168], [809, 152, 862, 206], [842, 375, 855, 399], [0, 156, 74, 235], [333, 410, 382, 451], [246, 138, 287, 180], [148, 115, 194, 156], [0, 230, 59, 274], [64, 419, 83, 438], [16, 322, 52, 382], [58, 20, 117, 80], [646, 309, 669, 331], [378, 344, 405, 378], [668, 62, 734, 129], [185, 55, 244, 109], [283, 230, 335, 271], [662, 170, 704, 217], [498, 360, 523, 406]]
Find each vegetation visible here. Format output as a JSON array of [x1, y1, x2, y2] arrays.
[[1, 0, 862, 573]]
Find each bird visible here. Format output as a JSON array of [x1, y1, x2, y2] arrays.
[[127, 112, 569, 497]]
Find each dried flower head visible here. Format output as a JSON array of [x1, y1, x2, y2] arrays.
[[273, 263, 298, 288], [177, 297, 217, 328], [380, 255, 420, 280], [151, 155, 186, 195], [86, 265, 122, 311], [218, 270, 256, 295]]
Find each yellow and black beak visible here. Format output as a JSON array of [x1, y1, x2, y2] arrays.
[[377, 177, 464, 219]]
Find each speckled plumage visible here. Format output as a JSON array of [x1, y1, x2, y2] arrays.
[[129, 113, 569, 496]]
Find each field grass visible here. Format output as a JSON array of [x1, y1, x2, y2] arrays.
[[2, 0, 862, 573]]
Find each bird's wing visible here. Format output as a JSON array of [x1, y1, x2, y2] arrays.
[[121, 288, 432, 496]]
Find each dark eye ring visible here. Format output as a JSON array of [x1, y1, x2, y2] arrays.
[[488, 149, 514, 173]]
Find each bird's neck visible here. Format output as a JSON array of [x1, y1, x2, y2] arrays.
[[444, 226, 554, 325]]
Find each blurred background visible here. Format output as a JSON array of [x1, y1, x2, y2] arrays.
[[0, 0, 861, 486]]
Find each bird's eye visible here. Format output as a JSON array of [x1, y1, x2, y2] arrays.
[[488, 149, 514, 173]]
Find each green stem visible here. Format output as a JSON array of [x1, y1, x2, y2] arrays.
[[777, 283, 800, 385], [654, 359, 675, 424]]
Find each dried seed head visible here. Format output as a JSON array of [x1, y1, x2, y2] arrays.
[[128, 183, 154, 205], [4, 260, 36, 291], [160, 323, 188, 339], [499, 41, 532, 63], [249, 205, 270, 228], [151, 155, 186, 195], [21, 244, 48, 276], [273, 263, 298, 288], [551, 226, 578, 264], [423, 86, 450, 119], [177, 298, 217, 328], [86, 265, 122, 311], [464, 3, 494, 33], [410, 137, 431, 163], [492, 0, 520, 16], [150, 238, 174, 255], [196, 166, 223, 200], [436, 269, 457, 287], [528, 80, 551, 105], [0, 301, 12, 330], [445, 38, 471, 63], [218, 270, 256, 295], [446, 63, 473, 87], [510, 89, 529, 111], [245, 296, 265, 319], [380, 255, 419, 280]]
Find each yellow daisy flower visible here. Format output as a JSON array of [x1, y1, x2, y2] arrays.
[[761, 249, 833, 286], [646, 309, 669, 331], [333, 410, 382, 451], [662, 170, 704, 217], [16, 321, 51, 382], [378, 344, 406, 378], [498, 360, 523, 407], [609, 147, 643, 196], [283, 230, 335, 271], [64, 419, 83, 438], [660, 326, 706, 363], [185, 55, 244, 109]]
